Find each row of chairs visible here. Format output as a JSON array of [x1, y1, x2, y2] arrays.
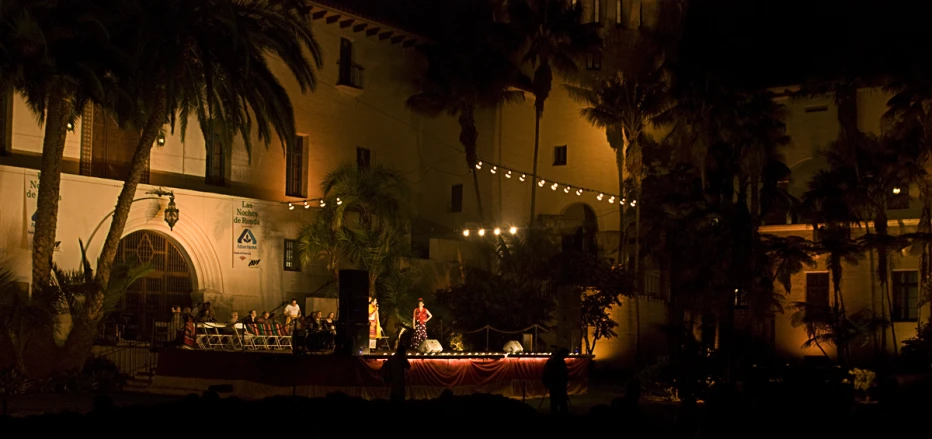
[[194, 322, 293, 351]]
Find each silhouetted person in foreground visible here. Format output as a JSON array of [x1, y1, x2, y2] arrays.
[[542, 348, 570, 414], [383, 344, 411, 402]]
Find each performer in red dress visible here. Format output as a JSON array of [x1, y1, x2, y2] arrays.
[[411, 299, 432, 350]]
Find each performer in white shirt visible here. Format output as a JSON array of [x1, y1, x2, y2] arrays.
[[284, 298, 301, 326]]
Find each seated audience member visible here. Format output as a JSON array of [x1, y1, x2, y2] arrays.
[[224, 312, 239, 334], [324, 312, 337, 333], [311, 311, 324, 330], [186, 305, 198, 322], [243, 310, 258, 324], [257, 311, 270, 323], [197, 302, 216, 323]]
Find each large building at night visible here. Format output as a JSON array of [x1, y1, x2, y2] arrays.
[[0, 0, 924, 367]]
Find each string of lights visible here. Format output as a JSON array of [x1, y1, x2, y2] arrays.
[[283, 197, 343, 210], [472, 158, 636, 208]]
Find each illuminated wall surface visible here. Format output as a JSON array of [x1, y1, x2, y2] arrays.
[[0, 1, 925, 365]]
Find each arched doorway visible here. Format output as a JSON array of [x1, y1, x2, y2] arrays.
[[109, 230, 194, 340], [561, 203, 599, 255]]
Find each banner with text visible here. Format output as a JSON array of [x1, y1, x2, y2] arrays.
[[233, 200, 262, 268]]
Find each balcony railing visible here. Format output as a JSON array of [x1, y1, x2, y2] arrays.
[[338, 62, 365, 89]]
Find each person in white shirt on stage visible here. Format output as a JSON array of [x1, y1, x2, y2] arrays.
[[284, 298, 301, 326]]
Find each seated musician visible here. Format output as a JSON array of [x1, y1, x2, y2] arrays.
[[310, 311, 324, 331], [243, 310, 258, 324], [257, 311, 270, 324], [324, 312, 337, 334]]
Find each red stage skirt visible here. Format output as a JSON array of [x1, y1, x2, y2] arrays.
[[149, 350, 589, 400]]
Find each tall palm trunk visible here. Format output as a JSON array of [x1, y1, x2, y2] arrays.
[[529, 110, 541, 225], [458, 109, 485, 223], [829, 260, 847, 364], [32, 88, 74, 293], [874, 209, 898, 356], [94, 83, 167, 299]]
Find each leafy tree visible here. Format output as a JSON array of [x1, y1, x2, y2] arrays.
[[94, 0, 323, 297], [298, 165, 412, 298], [407, 6, 526, 223], [505, 0, 600, 224]]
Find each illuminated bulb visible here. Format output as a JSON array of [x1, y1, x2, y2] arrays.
[[509, 226, 517, 234], [575, 189, 583, 196], [608, 196, 615, 204], [288, 203, 294, 210], [478, 228, 486, 236], [66, 122, 74, 131], [551, 183, 558, 190], [319, 201, 326, 207], [336, 197, 342, 205], [564, 186, 570, 194], [463, 229, 470, 237], [505, 170, 511, 178], [630, 200, 636, 207], [493, 228, 501, 235], [538, 179, 546, 187], [475, 161, 482, 170], [893, 187, 901, 195], [519, 174, 526, 182], [304, 202, 310, 209], [597, 193, 604, 201], [490, 166, 497, 174], [304, 201, 309, 207]]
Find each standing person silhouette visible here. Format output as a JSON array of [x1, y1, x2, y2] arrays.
[[542, 348, 570, 414], [383, 344, 411, 402]]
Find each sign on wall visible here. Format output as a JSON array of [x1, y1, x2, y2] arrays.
[[232, 200, 261, 268], [25, 171, 61, 237]]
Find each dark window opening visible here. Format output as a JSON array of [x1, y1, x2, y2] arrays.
[[806, 272, 830, 308], [586, 51, 602, 70], [735, 288, 749, 309], [553, 145, 568, 166], [892, 270, 919, 322], [804, 104, 829, 113], [0, 86, 11, 156], [91, 105, 148, 183], [450, 184, 463, 213], [592, 0, 601, 23], [206, 125, 226, 186], [356, 147, 371, 168], [888, 186, 910, 210], [284, 239, 300, 272]]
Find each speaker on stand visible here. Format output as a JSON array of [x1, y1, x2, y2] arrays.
[[337, 269, 371, 355]]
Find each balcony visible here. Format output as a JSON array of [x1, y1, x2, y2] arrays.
[[336, 62, 365, 96]]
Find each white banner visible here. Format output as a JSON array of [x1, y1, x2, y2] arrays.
[[232, 200, 261, 268], [25, 172, 38, 235]]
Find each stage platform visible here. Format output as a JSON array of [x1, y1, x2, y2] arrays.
[[148, 349, 590, 400]]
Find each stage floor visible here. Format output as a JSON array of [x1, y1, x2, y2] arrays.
[[149, 349, 590, 400]]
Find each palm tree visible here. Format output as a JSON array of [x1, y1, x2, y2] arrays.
[[505, 0, 600, 225], [0, 0, 125, 291], [93, 0, 322, 303], [407, 14, 525, 223], [301, 165, 412, 298], [564, 66, 668, 274]]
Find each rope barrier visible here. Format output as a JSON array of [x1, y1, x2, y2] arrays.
[[462, 324, 549, 335]]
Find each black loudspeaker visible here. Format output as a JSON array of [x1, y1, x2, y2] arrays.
[[337, 270, 370, 355]]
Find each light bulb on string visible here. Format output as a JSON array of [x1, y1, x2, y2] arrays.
[[630, 200, 636, 207], [551, 183, 558, 190], [463, 229, 470, 237], [509, 226, 517, 234], [493, 228, 501, 236], [288, 203, 294, 210], [538, 179, 546, 187], [519, 174, 526, 182], [304, 201, 310, 209], [336, 197, 343, 205], [597, 193, 604, 201], [564, 186, 571, 194], [575, 189, 583, 196], [319, 200, 326, 207], [478, 228, 486, 236], [475, 161, 482, 170], [505, 170, 512, 178], [608, 196, 615, 204], [490, 166, 497, 174]]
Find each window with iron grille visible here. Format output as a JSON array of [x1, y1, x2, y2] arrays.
[[338, 38, 364, 89], [805, 272, 830, 307], [892, 270, 919, 321], [356, 147, 371, 168], [286, 136, 306, 197], [284, 239, 300, 272], [586, 51, 602, 70], [450, 184, 463, 213]]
